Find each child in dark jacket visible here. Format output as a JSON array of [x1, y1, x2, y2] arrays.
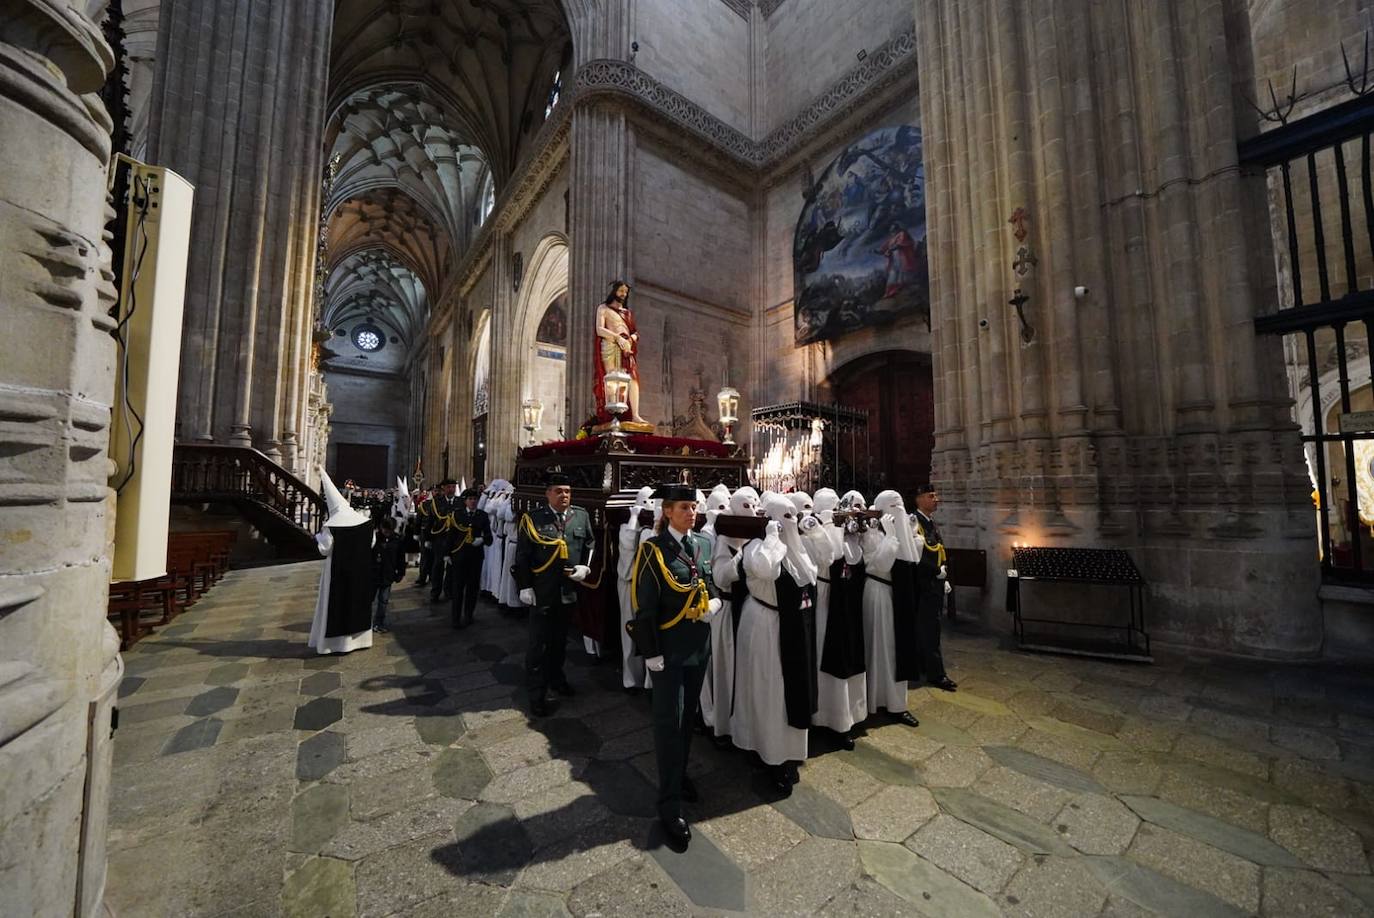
[[372, 517, 405, 632]]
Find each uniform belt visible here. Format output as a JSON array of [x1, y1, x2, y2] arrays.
[[866, 573, 892, 586]]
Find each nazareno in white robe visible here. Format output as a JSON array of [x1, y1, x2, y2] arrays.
[[701, 533, 744, 736], [616, 516, 650, 689], [802, 522, 868, 731], [861, 524, 909, 714], [730, 533, 808, 766], [499, 498, 522, 608], [309, 526, 376, 655]]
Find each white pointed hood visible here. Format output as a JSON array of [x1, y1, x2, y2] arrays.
[[763, 492, 817, 586], [318, 467, 370, 528], [813, 488, 840, 523], [874, 489, 918, 562]]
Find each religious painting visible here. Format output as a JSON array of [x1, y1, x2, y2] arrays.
[[792, 124, 927, 344], [536, 295, 568, 345]]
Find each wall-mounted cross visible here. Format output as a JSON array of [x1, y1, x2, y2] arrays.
[[1009, 288, 1034, 343]]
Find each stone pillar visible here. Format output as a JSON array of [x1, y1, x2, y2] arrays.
[[567, 101, 634, 429], [488, 236, 527, 478], [916, 0, 1320, 656], [146, 0, 332, 450], [1, 3, 122, 916]]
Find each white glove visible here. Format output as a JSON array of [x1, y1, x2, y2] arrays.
[[519, 588, 536, 606], [703, 597, 723, 622], [937, 565, 948, 581], [799, 515, 820, 533], [861, 527, 882, 551], [765, 520, 781, 539], [944, 581, 952, 595], [646, 655, 666, 672], [568, 564, 590, 582]]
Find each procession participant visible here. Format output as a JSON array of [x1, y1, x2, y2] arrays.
[[449, 487, 493, 628], [617, 485, 656, 692], [495, 482, 524, 611], [730, 494, 818, 794], [309, 468, 376, 655], [513, 472, 594, 716], [804, 488, 867, 747], [428, 479, 458, 603], [629, 484, 721, 848], [860, 490, 921, 726], [478, 481, 501, 597], [413, 489, 435, 587], [699, 484, 731, 544], [396, 478, 420, 569], [912, 484, 957, 691], [702, 486, 759, 746], [371, 516, 406, 633]]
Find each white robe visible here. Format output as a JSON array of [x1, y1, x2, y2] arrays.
[[803, 524, 868, 732], [730, 535, 808, 766], [701, 534, 744, 736], [617, 518, 649, 688], [309, 528, 375, 655], [861, 528, 907, 714], [498, 502, 521, 607], [481, 496, 504, 595]]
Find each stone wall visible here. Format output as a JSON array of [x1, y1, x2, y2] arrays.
[[323, 369, 409, 485], [914, 0, 1321, 657], [634, 0, 754, 135], [1, 3, 121, 915], [763, 0, 913, 134]]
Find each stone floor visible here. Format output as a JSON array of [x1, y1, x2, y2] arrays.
[[105, 562, 1374, 917]]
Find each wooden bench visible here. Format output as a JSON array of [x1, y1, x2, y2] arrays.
[[107, 529, 237, 649]]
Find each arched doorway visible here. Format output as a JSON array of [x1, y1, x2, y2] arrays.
[[528, 294, 568, 443], [825, 350, 934, 498]]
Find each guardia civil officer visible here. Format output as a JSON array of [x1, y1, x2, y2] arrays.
[[448, 487, 493, 628], [428, 479, 458, 602], [630, 483, 723, 849], [912, 484, 957, 691], [513, 472, 594, 716]]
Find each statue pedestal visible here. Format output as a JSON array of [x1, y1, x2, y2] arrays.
[[591, 419, 656, 436]]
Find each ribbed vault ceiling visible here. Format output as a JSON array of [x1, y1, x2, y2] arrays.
[[323, 0, 570, 372]]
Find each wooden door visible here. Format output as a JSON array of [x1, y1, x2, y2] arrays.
[[826, 350, 933, 498]]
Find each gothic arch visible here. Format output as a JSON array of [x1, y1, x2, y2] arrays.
[[510, 233, 570, 442]]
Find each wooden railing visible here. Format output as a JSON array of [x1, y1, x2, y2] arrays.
[[171, 443, 326, 540]]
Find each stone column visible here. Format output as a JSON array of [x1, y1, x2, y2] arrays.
[[1, 3, 122, 916], [915, 0, 1320, 656], [567, 100, 634, 429], [146, 0, 332, 450]]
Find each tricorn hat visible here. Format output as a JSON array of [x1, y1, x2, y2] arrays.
[[914, 483, 937, 495], [651, 483, 697, 502], [545, 471, 571, 488], [437, 478, 457, 488], [460, 487, 480, 498]]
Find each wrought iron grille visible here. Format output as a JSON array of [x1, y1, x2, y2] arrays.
[[1242, 92, 1374, 583]]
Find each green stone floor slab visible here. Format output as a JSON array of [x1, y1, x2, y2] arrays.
[[105, 561, 1374, 916]]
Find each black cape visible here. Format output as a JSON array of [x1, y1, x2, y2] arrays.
[[325, 522, 376, 638], [821, 556, 867, 679], [889, 557, 922, 682], [775, 569, 819, 730]]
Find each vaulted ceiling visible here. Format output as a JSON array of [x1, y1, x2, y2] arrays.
[[322, 0, 571, 374]]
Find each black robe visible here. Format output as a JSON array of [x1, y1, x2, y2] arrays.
[[325, 522, 376, 638], [821, 556, 867, 679], [775, 570, 819, 730], [889, 557, 922, 682]]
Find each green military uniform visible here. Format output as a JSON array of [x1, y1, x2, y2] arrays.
[[513, 501, 594, 699], [631, 523, 717, 826], [413, 498, 434, 587]]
